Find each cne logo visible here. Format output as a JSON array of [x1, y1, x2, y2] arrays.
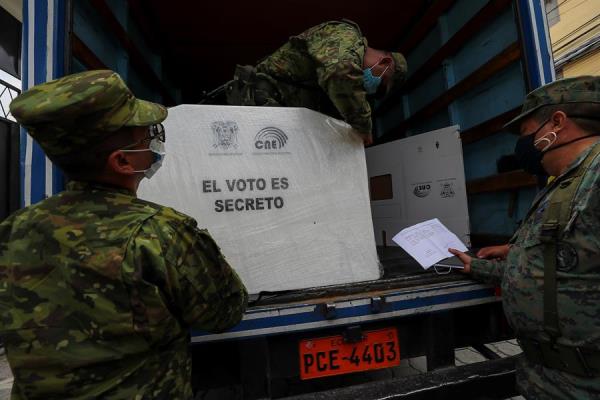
[[254, 127, 288, 150], [413, 184, 431, 198]]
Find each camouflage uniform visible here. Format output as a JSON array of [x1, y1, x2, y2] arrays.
[[226, 20, 407, 135], [2, 70, 248, 399], [471, 76, 600, 399]]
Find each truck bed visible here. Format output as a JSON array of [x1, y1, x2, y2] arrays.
[[191, 247, 497, 343], [247, 247, 471, 307]]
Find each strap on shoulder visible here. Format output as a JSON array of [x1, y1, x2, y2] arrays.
[[540, 143, 600, 338]]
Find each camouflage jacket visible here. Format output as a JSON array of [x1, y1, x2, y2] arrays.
[[471, 141, 600, 398], [0, 181, 248, 399], [254, 20, 372, 133]]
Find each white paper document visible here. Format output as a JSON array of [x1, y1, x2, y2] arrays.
[[391, 218, 468, 269]]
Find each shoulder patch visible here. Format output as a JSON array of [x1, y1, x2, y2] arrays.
[[557, 242, 578, 271]]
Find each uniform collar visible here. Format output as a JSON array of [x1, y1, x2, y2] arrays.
[[555, 138, 600, 180], [525, 139, 600, 217], [66, 180, 136, 196]]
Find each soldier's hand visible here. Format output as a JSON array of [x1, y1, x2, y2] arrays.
[[448, 248, 471, 273], [363, 133, 373, 146], [476, 244, 510, 260]]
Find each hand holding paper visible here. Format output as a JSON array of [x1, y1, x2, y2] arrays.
[[391, 218, 468, 269]]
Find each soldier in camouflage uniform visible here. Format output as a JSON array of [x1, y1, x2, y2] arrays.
[[225, 20, 408, 145], [450, 76, 600, 399], [1, 70, 248, 399]]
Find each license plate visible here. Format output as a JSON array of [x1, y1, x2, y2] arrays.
[[299, 327, 400, 380]]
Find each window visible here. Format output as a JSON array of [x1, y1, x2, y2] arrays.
[[0, 75, 20, 122], [370, 174, 393, 201], [0, 7, 21, 79], [0, 6, 20, 123]]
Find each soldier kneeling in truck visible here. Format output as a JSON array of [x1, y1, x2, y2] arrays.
[[224, 20, 407, 146]]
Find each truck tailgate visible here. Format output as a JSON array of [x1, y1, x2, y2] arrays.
[[191, 247, 499, 343]]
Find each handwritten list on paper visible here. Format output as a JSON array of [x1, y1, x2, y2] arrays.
[[391, 218, 468, 269]]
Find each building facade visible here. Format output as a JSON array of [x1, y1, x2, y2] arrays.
[[0, 0, 21, 221], [546, 0, 600, 77]]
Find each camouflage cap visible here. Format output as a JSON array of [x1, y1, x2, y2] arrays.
[[10, 70, 167, 156], [388, 52, 408, 94], [504, 75, 600, 131]]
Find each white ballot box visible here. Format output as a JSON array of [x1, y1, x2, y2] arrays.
[[138, 105, 380, 294], [366, 126, 470, 247]]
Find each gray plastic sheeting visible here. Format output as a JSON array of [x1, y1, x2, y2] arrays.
[[138, 105, 380, 294]]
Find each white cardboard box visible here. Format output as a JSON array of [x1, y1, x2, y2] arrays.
[[139, 105, 380, 294], [366, 126, 471, 247]]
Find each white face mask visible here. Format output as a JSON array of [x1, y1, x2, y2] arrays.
[[120, 138, 166, 179]]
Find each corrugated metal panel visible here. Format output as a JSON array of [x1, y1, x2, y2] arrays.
[[20, 0, 66, 207], [377, 0, 555, 237], [518, 0, 556, 87], [21, 0, 557, 226]]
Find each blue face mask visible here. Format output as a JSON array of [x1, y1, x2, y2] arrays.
[[362, 60, 389, 95], [120, 138, 166, 179]]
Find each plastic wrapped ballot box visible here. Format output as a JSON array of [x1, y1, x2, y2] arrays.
[[138, 105, 380, 294], [366, 125, 470, 248]]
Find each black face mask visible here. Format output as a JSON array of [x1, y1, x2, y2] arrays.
[[514, 119, 549, 176], [514, 118, 600, 175], [515, 133, 546, 175]]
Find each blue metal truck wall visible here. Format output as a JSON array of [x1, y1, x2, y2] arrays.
[[20, 0, 554, 240]]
